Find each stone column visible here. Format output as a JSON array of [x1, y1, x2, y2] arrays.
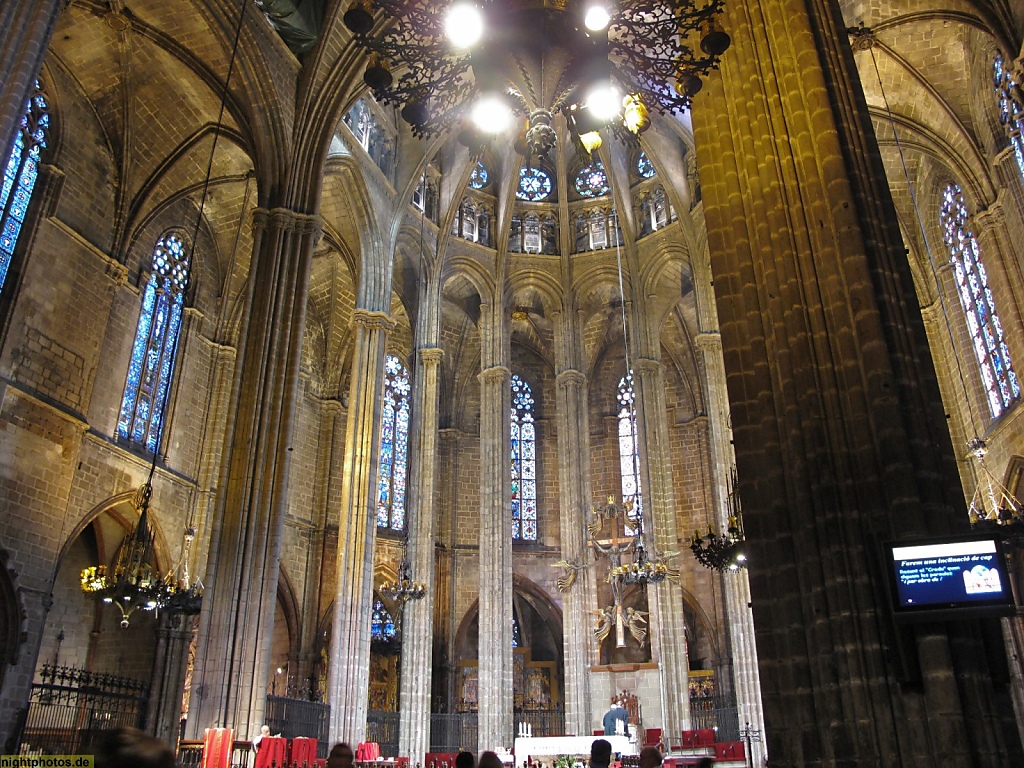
[[327, 309, 394, 745], [553, 367, 594, 735], [477, 361, 513, 752], [691, 0, 1024, 762], [631, 357, 689, 738], [399, 347, 444, 760], [694, 332, 764, 767], [0, 1, 64, 156], [147, 612, 194, 744], [186, 207, 319, 738]]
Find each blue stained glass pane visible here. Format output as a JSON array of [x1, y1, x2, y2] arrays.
[[371, 598, 397, 642], [637, 152, 655, 179], [510, 374, 538, 540], [517, 167, 552, 202], [941, 182, 1018, 418], [469, 162, 489, 189], [377, 355, 412, 530], [574, 162, 610, 197]]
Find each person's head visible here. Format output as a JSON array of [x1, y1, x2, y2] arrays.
[[477, 751, 504, 768], [260, 725, 271, 736], [590, 738, 613, 768], [639, 747, 662, 768], [95, 727, 175, 768], [456, 751, 477, 768], [328, 742, 355, 768]]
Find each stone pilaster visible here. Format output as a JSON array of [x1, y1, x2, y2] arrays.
[[147, 613, 194, 744], [553, 368, 594, 735], [399, 347, 444, 760], [694, 332, 764, 768], [328, 308, 395, 745], [478, 363, 513, 752], [691, 0, 1024, 761], [187, 207, 320, 738], [631, 357, 689, 738]]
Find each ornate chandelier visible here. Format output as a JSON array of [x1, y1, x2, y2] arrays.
[[343, 0, 730, 152], [612, 537, 669, 584], [80, 484, 201, 627], [690, 468, 746, 571], [967, 437, 1024, 547], [380, 552, 427, 602]]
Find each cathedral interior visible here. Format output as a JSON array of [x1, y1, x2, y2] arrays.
[[2, 0, 1024, 766]]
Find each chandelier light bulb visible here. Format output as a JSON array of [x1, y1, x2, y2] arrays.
[[446, 3, 484, 49], [586, 83, 622, 122], [584, 3, 611, 31], [473, 95, 513, 134]]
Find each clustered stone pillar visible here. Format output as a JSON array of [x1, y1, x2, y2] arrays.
[[0, 1, 64, 155], [553, 367, 594, 735], [477, 361, 513, 752], [187, 207, 320, 738], [399, 347, 444, 761], [691, 0, 1024, 762], [328, 309, 394, 746], [631, 357, 689, 738], [694, 332, 764, 767]]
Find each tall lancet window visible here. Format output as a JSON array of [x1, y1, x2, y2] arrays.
[[940, 183, 1020, 417], [617, 370, 643, 525], [377, 354, 412, 531], [117, 233, 191, 452], [994, 54, 1024, 182], [1, 79, 49, 292], [511, 374, 537, 540]]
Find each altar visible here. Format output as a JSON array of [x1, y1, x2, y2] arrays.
[[513, 735, 636, 768]]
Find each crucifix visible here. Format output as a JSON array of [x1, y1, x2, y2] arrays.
[[588, 497, 647, 649]]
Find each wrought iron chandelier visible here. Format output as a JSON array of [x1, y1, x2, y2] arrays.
[[343, 0, 730, 153], [612, 536, 669, 584], [967, 437, 1024, 547], [80, 484, 201, 627], [690, 468, 746, 571], [380, 551, 427, 602]]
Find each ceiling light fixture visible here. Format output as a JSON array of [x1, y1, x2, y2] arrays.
[[344, 0, 730, 152]]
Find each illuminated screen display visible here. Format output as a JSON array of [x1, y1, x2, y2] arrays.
[[884, 535, 1015, 620]]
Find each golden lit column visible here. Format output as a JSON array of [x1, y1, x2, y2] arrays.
[[631, 356, 690, 739], [399, 346, 444, 760], [187, 208, 320, 738], [477, 302, 513, 752], [327, 308, 394, 746], [692, 0, 1024, 761]]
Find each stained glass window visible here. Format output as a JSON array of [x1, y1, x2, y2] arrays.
[[470, 161, 489, 189], [512, 616, 522, 648], [517, 167, 552, 202], [378, 354, 412, 530], [371, 597, 398, 643], [117, 233, 191, 452], [637, 151, 655, 179], [574, 162, 610, 197], [511, 374, 537, 540], [0, 80, 49, 292], [994, 54, 1024, 182], [617, 371, 643, 525], [940, 183, 1020, 417]]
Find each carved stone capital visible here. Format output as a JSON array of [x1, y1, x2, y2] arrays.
[[695, 332, 722, 352], [972, 200, 1005, 233], [418, 347, 444, 366], [633, 357, 663, 376], [351, 309, 396, 333], [105, 259, 129, 288], [478, 365, 511, 385], [556, 369, 586, 389]]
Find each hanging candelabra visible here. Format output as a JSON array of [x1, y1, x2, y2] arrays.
[[690, 467, 747, 571], [380, 548, 427, 602]]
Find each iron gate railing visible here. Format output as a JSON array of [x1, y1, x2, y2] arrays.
[[429, 713, 478, 752], [366, 710, 399, 758], [515, 709, 564, 737], [265, 696, 331, 758], [18, 664, 149, 755], [689, 695, 740, 742]]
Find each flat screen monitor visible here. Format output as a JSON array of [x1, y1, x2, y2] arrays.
[[883, 534, 1016, 621]]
